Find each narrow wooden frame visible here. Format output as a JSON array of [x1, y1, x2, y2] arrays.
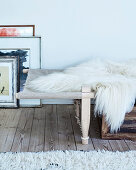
[[0, 25, 35, 36], [102, 110, 136, 141]]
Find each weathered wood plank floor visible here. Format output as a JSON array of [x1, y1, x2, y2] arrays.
[[0, 105, 135, 152]]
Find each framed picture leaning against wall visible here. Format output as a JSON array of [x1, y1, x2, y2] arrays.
[[0, 56, 19, 108], [0, 49, 30, 91], [0, 36, 41, 107], [0, 25, 35, 37]]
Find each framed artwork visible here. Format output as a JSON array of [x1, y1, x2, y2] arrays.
[[0, 25, 35, 37], [0, 49, 29, 91], [0, 37, 41, 107], [0, 56, 19, 108]]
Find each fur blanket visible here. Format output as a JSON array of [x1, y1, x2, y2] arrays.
[[26, 58, 136, 132]]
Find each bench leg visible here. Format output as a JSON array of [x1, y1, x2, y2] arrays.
[[74, 100, 80, 123], [81, 87, 91, 145]]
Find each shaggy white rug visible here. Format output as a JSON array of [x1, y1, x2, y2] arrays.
[[26, 58, 136, 132], [0, 150, 136, 170]]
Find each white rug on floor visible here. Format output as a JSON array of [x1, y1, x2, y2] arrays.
[[0, 150, 136, 170]]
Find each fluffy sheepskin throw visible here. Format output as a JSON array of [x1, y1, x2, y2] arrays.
[[26, 58, 136, 132]]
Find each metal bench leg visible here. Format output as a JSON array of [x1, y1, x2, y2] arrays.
[[81, 86, 91, 145]]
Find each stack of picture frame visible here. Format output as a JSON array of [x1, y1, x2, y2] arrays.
[[0, 25, 41, 107]]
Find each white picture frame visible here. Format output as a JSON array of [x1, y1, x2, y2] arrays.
[[0, 49, 30, 92], [0, 37, 41, 107], [0, 56, 18, 107]]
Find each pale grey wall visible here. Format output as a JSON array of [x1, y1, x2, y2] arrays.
[[1, 0, 136, 104], [1, 0, 136, 69]]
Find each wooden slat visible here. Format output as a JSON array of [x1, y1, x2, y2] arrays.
[[109, 140, 129, 152], [28, 107, 45, 152], [0, 109, 21, 152], [57, 105, 76, 150], [102, 132, 136, 140], [101, 115, 109, 134], [0, 109, 7, 127], [11, 108, 34, 152], [90, 113, 112, 151], [125, 140, 136, 150], [121, 120, 136, 128], [44, 105, 59, 151], [16, 91, 94, 100], [125, 112, 136, 120]]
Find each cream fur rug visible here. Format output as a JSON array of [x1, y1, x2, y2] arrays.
[[26, 58, 136, 132], [0, 150, 136, 170]]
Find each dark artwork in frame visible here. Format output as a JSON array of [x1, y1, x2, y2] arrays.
[[0, 49, 30, 91]]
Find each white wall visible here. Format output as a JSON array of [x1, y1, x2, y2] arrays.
[[0, 0, 136, 69]]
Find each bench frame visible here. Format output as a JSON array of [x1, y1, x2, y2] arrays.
[[16, 69, 94, 144], [16, 87, 94, 144], [17, 69, 136, 143]]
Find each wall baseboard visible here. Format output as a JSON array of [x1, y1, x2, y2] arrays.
[[42, 99, 74, 104], [42, 99, 95, 104]]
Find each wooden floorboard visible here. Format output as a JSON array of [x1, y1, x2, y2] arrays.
[[0, 109, 21, 152], [97, 116, 130, 152], [0, 105, 135, 152], [125, 140, 136, 150], [11, 108, 34, 152], [109, 140, 129, 151], [57, 105, 76, 150], [28, 107, 45, 152], [90, 115, 112, 151], [44, 105, 59, 151]]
